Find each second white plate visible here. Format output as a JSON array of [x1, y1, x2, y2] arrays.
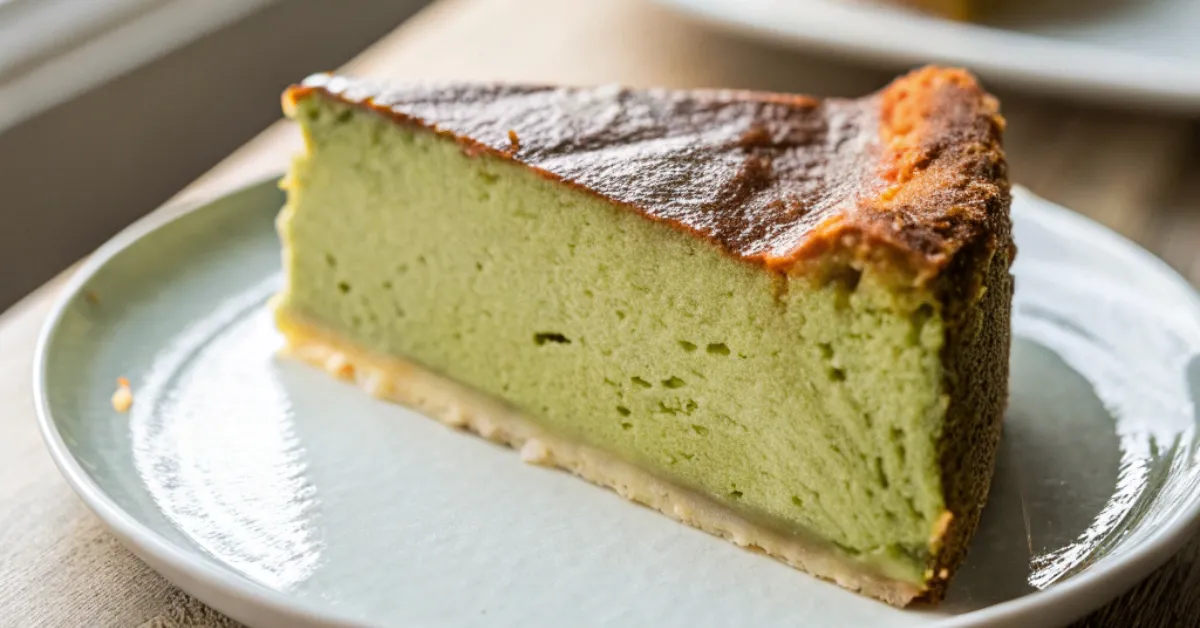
[[656, 0, 1200, 112]]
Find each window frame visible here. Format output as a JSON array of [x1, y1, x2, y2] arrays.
[[0, 0, 277, 133]]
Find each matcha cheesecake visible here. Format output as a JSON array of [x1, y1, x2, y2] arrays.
[[274, 66, 1013, 606]]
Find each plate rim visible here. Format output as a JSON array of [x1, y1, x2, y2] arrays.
[[31, 177, 352, 627], [31, 178, 1200, 627], [653, 0, 1200, 113]]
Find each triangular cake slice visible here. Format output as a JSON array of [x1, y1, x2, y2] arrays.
[[275, 67, 1012, 606]]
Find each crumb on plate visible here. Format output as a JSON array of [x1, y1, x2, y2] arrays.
[[111, 377, 133, 412]]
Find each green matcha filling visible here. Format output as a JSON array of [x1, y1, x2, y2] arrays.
[[277, 98, 951, 583]]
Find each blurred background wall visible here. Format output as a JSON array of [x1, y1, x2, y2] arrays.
[[0, 0, 430, 310]]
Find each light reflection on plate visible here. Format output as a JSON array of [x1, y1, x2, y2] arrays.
[[129, 276, 325, 592]]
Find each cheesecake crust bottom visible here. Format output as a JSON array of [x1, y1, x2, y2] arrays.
[[275, 309, 926, 607]]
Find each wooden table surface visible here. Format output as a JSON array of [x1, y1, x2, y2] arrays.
[[3, 0, 1199, 625]]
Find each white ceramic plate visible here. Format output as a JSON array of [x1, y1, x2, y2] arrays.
[[654, 0, 1200, 113], [34, 180, 1200, 627]]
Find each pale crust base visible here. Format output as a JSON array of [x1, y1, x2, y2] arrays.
[[276, 310, 925, 607]]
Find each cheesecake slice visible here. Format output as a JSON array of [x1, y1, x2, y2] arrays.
[[275, 67, 1012, 606]]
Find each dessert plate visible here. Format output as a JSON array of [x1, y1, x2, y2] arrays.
[[34, 180, 1200, 627], [654, 0, 1200, 112]]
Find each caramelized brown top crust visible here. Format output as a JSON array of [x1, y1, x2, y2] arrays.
[[285, 67, 1010, 282]]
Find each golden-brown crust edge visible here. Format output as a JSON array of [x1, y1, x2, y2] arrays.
[[282, 67, 1011, 286], [779, 67, 1011, 284]]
